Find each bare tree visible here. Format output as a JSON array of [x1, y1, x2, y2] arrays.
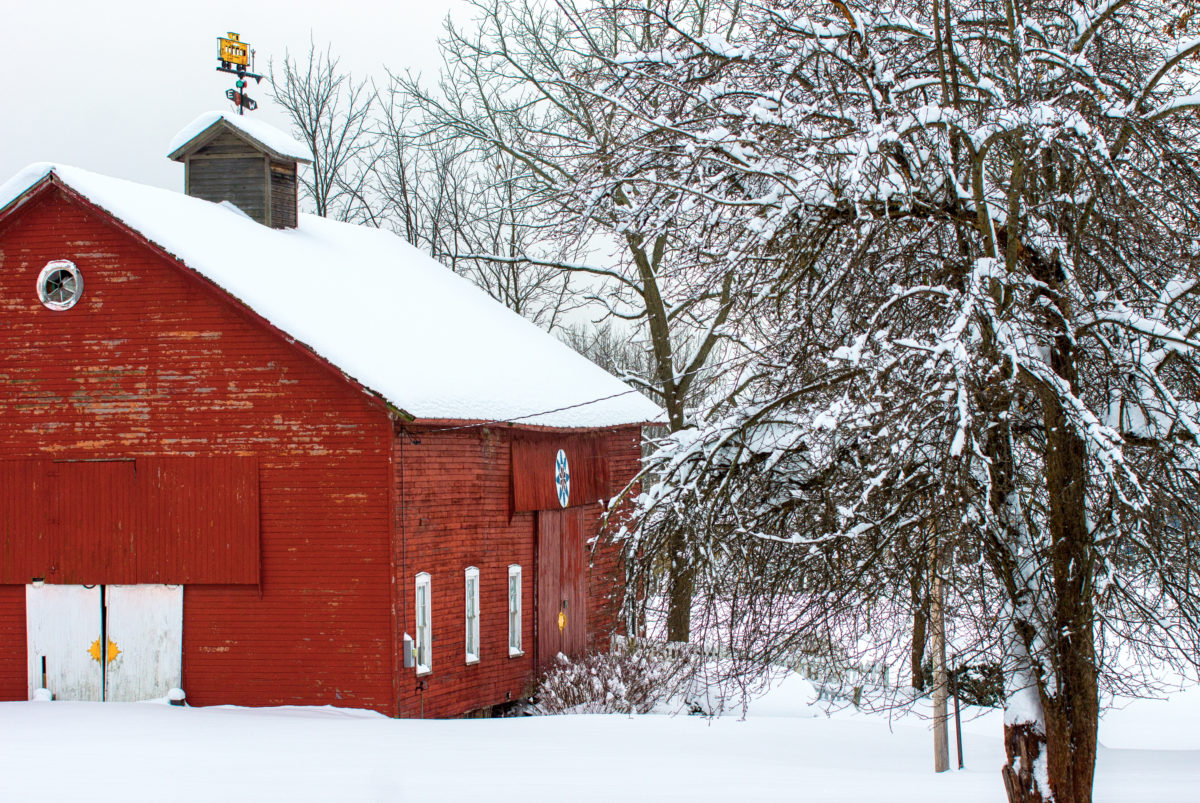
[[269, 45, 577, 328], [374, 84, 580, 329], [395, 0, 746, 640], [269, 41, 376, 221]]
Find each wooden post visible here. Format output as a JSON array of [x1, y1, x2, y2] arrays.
[[952, 654, 964, 769], [931, 565, 950, 773]]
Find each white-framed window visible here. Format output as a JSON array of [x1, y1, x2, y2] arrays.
[[464, 566, 480, 664], [508, 564, 523, 656], [415, 572, 432, 675]]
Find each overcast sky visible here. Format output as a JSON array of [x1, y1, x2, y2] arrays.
[[2, 1, 465, 190]]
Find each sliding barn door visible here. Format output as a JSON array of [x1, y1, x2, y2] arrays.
[[104, 585, 183, 702], [26, 584, 103, 701], [536, 508, 588, 666]]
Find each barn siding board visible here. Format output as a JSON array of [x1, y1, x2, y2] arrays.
[[392, 428, 537, 718], [535, 508, 561, 667], [0, 458, 258, 585], [189, 130, 265, 159], [562, 509, 588, 655], [269, 162, 297, 230], [535, 509, 590, 668], [512, 435, 608, 512], [186, 155, 268, 222], [0, 586, 25, 700], [137, 457, 260, 584], [0, 188, 395, 713], [0, 461, 47, 582], [392, 425, 640, 718], [48, 460, 137, 583], [587, 427, 641, 647]]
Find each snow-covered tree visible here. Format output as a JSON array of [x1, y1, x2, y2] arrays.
[[590, 2, 1200, 801]]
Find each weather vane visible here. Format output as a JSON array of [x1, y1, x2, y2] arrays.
[[216, 32, 263, 115]]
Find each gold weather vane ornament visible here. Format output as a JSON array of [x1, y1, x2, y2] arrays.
[[216, 32, 264, 115]]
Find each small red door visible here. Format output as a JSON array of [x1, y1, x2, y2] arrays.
[[536, 508, 588, 666]]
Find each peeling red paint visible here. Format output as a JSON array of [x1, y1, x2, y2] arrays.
[[0, 183, 642, 718], [0, 187, 395, 712]]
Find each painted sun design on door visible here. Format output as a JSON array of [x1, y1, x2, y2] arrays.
[[88, 638, 120, 665]]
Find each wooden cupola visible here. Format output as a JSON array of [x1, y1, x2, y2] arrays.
[[168, 112, 312, 229]]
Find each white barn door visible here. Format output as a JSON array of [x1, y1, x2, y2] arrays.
[[26, 585, 103, 701], [25, 584, 182, 701], [104, 585, 183, 702]]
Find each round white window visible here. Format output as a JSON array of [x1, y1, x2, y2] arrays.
[[37, 260, 83, 310]]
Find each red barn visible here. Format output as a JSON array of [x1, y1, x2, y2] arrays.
[[0, 112, 658, 717]]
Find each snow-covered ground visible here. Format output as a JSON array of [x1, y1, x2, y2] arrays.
[[1, 678, 1196, 801]]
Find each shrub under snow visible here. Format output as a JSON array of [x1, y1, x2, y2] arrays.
[[527, 646, 694, 715]]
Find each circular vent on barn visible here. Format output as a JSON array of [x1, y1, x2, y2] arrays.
[[37, 260, 83, 310]]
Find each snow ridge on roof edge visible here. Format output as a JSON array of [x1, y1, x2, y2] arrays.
[[167, 112, 312, 163]]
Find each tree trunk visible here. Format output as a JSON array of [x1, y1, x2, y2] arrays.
[[931, 568, 949, 773], [998, 546, 1052, 803], [980, 369, 1052, 803], [635, 245, 695, 645], [1033, 248, 1099, 803], [1040, 399, 1098, 803], [665, 525, 694, 642], [655, 338, 694, 644], [910, 556, 928, 690], [1002, 721, 1048, 803]]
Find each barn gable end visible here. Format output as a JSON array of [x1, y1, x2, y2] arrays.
[[0, 185, 396, 711]]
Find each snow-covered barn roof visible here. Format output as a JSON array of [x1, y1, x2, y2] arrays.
[[167, 112, 313, 164], [0, 163, 662, 429]]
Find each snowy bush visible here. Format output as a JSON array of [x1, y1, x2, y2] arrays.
[[527, 645, 694, 715], [919, 661, 1004, 709]]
